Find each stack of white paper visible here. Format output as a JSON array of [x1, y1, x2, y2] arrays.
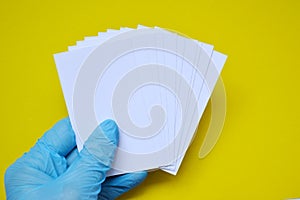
[[54, 25, 227, 176]]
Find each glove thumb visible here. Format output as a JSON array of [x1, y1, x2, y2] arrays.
[[52, 119, 119, 199]]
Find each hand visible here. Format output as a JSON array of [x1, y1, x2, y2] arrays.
[[5, 118, 147, 200]]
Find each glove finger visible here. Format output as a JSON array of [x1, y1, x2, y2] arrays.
[[65, 119, 118, 167], [82, 119, 119, 168], [98, 171, 147, 200], [39, 117, 76, 157], [54, 119, 119, 199], [65, 147, 79, 167]]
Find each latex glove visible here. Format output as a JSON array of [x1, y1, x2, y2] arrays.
[[5, 118, 147, 200]]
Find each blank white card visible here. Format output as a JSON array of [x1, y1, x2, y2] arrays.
[[54, 25, 227, 176]]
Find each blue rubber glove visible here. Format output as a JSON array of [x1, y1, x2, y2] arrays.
[[5, 118, 147, 200]]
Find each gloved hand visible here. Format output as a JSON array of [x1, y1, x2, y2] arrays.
[[4, 118, 147, 200]]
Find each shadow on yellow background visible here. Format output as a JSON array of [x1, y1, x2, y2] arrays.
[[1, 0, 300, 199]]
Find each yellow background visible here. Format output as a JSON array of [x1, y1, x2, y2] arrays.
[[1, 0, 300, 199]]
